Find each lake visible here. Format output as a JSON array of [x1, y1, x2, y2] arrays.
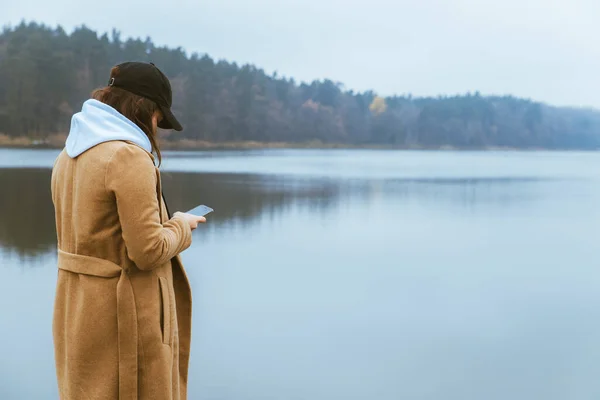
[[1, 148, 600, 400]]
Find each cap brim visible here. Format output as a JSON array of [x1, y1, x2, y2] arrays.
[[157, 105, 183, 131]]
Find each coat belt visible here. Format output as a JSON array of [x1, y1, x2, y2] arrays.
[[57, 250, 139, 400]]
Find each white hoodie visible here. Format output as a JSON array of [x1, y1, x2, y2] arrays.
[[65, 99, 152, 158]]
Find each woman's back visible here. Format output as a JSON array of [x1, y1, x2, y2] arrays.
[[52, 141, 130, 264]]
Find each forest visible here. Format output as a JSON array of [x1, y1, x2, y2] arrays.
[[2, 21, 600, 149]]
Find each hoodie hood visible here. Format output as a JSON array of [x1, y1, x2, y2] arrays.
[[65, 99, 153, 158]]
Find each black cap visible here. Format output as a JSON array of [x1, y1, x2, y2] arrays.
[[108, 62, 183, 131]]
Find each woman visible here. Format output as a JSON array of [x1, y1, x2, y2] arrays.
[[51, 61, 205, 400]]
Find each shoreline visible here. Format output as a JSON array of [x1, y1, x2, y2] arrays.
[[0, 135, 598, 152]]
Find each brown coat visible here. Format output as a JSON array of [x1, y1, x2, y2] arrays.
[[51, 140, 193, 400]]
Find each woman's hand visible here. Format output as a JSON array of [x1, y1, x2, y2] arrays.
[[174, 212, 207, 231]]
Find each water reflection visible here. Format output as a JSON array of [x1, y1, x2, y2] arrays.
[[0, 169, 347, 258], [160, 172, 342, 228], [0, 166, 553, 259], [0, 169, 56, 258]]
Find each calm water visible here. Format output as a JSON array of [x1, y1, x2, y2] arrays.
[[2, 148, 600, 400]]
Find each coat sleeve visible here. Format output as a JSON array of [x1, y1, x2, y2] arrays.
[[105, 145, 192, 271]]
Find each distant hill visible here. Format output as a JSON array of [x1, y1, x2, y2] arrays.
[[1, 21, 600, 149]]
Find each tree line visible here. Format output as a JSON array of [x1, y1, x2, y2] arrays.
[[1, 21, 600, 149]]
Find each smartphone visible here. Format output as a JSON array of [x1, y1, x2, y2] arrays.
[[187, 205, 214, 217]]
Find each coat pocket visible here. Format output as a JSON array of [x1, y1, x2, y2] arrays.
[[158, 277, 171, 345]]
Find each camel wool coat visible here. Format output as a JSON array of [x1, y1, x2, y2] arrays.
[[51, 140, 194, 400]]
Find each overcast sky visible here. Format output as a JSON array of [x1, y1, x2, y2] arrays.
[[4, 0, 600, 108]]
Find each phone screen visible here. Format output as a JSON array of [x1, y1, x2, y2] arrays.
[[187, 205, 214, 217]]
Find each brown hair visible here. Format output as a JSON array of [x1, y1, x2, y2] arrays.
[[92, 66, 163, 165]]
